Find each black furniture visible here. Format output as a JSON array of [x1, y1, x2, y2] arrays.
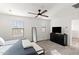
[[50, 33, 67, 46]]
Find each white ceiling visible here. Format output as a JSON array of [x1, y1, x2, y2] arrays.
[[0, 3, 75, 19], [0, 3, 55, 17]]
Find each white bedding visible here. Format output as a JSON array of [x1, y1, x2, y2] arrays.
[[0, 40, 19, 55]]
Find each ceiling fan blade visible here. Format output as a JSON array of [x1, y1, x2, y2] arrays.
[[40, 10, 47, 14], [28, 12, 37, 15], [41, 14, 48, 17], [72, 3, 79, 8]]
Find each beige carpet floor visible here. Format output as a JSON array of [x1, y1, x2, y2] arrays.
[[37, 40, 79, 55]]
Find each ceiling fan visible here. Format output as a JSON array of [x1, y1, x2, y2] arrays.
[[72, 3, 79, 8], [28, 9, 48, 18]]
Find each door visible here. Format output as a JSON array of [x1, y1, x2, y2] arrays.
[[37, 27, 47, 41]]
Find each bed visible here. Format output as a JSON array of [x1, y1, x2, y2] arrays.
[[0, 40, 38, 55]]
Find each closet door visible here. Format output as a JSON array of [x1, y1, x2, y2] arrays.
[[37, 27, 47, 41]]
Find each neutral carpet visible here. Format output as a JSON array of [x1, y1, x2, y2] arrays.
[[72, 38, 79, 49], [37, 40, 79, 55]]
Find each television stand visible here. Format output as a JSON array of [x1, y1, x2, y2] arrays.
[[50, 33, 67, 46]]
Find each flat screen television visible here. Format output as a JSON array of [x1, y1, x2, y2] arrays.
[[52, 27, 61, 33]]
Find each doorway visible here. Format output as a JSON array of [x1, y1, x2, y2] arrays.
[[71, 20, 79, 48], [32, 27, 49, 42]]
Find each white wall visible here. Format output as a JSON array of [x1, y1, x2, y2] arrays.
[[72, 20, 79, 38], [0, 14, 50, 41]]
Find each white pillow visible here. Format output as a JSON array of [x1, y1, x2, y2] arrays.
[[22, 39, 32, 48], [0, 37, 5, 46]]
